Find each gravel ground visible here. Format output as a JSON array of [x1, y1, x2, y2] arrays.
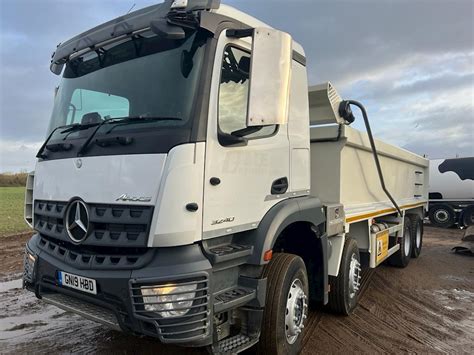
[[0, 226, 473, 354]]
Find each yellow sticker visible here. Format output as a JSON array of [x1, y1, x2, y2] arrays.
[[376, 230, 389, 263]]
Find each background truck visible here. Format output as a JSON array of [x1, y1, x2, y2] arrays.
[[428, 157, 474, 228], [23, 1, 428, 354]]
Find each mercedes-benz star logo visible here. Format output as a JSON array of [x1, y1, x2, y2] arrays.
[[66, 200, 90, 243]]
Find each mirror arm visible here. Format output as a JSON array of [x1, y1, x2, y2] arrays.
[[226, 28, 254, 38], [217, 130, 248, 147], [231, 125, 263, 137]]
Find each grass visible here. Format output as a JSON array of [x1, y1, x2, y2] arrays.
[[0, 187, 31, 236]]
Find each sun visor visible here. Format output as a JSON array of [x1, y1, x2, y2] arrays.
[[50, 3, 171, 74]]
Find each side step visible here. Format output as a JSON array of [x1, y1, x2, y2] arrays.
[[214, 287, 256, 313], [213, 334, 259, 354], [207, 244, 253, 264], [42, 293, 121, 331]]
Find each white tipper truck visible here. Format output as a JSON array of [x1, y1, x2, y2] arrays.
[[23, 1, 429, 354]]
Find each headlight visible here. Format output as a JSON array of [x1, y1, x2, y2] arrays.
[[140, 283, 197, 318]]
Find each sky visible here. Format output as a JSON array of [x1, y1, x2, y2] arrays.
[[0, 0, 473, 172]]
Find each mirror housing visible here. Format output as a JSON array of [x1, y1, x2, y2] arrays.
[[247, 28, 292, 127]]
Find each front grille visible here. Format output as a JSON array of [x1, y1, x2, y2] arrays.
[[37, 235, 154, 270], [34, 200, 153, 247], [130, 274, 210, 343]]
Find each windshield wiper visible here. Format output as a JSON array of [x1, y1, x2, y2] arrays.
[[36, 122, 100, 159], [77, 116, 181, 156], [45, 142, 73, 152], [104, 116, 182, 135]]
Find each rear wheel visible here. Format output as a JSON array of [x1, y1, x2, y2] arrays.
[[257, 253, 308, 355], [388, 217, 412, 267], [408, 215, 423, 258], [327, 237, 361, 315], [429, 204, 455, 228]]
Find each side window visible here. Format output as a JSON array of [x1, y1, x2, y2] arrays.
[[218, 46, 276, 139], [66, 89, 130, 124]]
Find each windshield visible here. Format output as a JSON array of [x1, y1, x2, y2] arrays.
[[43, 30, 208, 159]]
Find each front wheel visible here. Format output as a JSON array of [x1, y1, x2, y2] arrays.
[[257, 253, 309, 355], [327, 237, 361, 315]]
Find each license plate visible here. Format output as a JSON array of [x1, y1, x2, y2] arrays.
[[58, 271, 97, 295]]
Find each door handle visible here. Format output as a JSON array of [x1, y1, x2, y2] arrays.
[[271, 177, 288, 195], [186, 203, 199, 212], [210, 177, 221, 186]]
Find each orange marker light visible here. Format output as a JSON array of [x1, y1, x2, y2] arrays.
[[263, 249, 273, 262]]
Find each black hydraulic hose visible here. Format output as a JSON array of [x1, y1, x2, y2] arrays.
[[346, 100, 402, 217]]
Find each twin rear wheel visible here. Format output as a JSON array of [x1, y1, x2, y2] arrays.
[[327, 215, 424, 315], [409, 215, 423, 258], [388, 215, 423, 267], [258, 215, 424, 353]]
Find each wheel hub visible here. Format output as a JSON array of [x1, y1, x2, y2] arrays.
[[348, 254, 361, 298], [435, 210, 449, 223], [285, 278, 307, 344], [404, 224, 411, 256]]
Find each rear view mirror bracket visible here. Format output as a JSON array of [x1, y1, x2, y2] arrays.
[[217, 130, 248, 147], [226, 28, 254, 39], [150, 19, 186, 39]]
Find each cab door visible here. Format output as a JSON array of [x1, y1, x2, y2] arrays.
[[202, 31, 290, 239]]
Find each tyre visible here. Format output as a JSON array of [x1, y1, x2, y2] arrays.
[[428, 204, 455, 228], [327, 237, 361, 315], [408, 214, 423, 258], [388, 217, 412, 268], [461, 205, 474, 227], [257, 253, 308, 355]]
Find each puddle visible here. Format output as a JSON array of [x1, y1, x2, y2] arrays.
[[0, 278, 23, 292], [433, 288, 474, 302], [441, 275, 472, 283]]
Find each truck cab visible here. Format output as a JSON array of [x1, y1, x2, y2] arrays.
[[23, 1, 428, 354]]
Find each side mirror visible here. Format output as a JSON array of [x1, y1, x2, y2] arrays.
[[247, 28, 292, 127]]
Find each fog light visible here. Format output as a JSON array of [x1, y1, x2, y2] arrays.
[[140, 283, 197, 318]]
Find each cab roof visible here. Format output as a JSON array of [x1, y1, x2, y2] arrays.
[[50, 1, 305, 74]]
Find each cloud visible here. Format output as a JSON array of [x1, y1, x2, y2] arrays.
[[0, 0, 473, 172], [0, 140, 41, 173]]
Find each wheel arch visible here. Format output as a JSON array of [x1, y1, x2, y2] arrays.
[[405, 205, 425, 220], [241, 196, 328, 303], [242, 196, 326, 265]]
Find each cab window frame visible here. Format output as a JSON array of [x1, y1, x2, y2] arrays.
[[217, 43, 278, 145]]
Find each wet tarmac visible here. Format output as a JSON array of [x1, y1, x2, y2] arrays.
[[1, 226, 473, 354]]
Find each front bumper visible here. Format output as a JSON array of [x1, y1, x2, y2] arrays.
[[24, 233, 214, 347]]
